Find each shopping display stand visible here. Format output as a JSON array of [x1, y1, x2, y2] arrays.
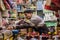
[[1, 0, 59, 40]]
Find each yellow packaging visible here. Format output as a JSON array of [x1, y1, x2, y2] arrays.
[[0, 0, 6, 11]]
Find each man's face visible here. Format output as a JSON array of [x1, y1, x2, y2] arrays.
[[25, 13, 32, 19]]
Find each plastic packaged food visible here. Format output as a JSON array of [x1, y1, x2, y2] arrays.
[[0, 0, 6, 11]]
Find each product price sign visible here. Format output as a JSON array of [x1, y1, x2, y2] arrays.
[[44, 10, 57, 21], [45, 21, 57, 27]]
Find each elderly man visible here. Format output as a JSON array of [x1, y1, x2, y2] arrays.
[[24, 10, 44, 26], [24, 10, 49, 34], [16, 9, 48, 34]]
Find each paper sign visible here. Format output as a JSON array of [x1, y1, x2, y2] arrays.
[[45, 21, 57, 27]]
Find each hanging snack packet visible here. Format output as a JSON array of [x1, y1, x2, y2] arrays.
[[3, 0, 11, 10], [0, 0, 6, 11]]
